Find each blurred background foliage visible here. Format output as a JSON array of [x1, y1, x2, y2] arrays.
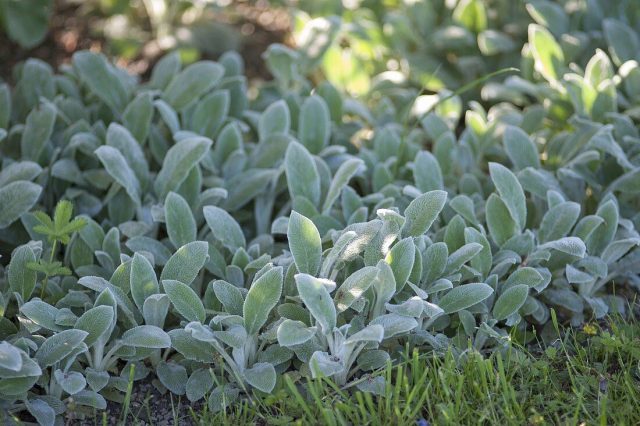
[[1, 0, 640, 97]]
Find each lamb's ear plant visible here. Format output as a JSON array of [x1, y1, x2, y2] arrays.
[[2, 3, 640, 421]]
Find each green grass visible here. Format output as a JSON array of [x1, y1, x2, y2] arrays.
[[188, 310, 640, 426]]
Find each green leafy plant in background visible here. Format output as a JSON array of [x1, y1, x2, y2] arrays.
[[0, 0, 53, 49], [0, 1, 640, 424]]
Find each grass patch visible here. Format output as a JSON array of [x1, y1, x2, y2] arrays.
[[188, 311, 640, 426]]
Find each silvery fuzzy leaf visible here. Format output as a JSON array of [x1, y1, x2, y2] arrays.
[[154, 137, 212, 199], [185, 321, 217, 343], [438, 283, 493, 314], [199, 187, 228, 207], [385, 297, 424, 318], [464, 228, 492, 279], [538, 201, 581, 243], [187, 368, 214, 402], [257, 344, 294, 366], [212, 280, 244, 316], [212, 121, 242, 167], [406, 282, 429, 300], [208, 384, 240, 412], [309, 351, 344, 378], [126, 236, 172, 266], [20, 300, 63, 331], [539, 237, 586, 258], [130, 252, 159, 313], [74, 305, 114, 347], [204, 205, 246, 251], [0, 342, 22, 372], [95, 145, 141, 205], [143, 294, 170, 328], [485, 193, 518, 246], [444, 243, 483, 275], [585, 296, 609, 319], [35, 329, 88, 367], [54, 369, 86, 395], [0, 161, 42, 187], [163, 61, 224, 110], [372, 260, 396, 309], [165, 192, 196, 248], [545, 289, 583, 313], [339, 220, 383, 262], [210, 314, 245, 327], [565, 265, 594, 284], [259, 99, 290, 140], [296, 273, 336, 334], [370, 314, 418, 339], [489, 162, 527, 231], [345, 324, 384, 345], [163, 279, 206, 323], [78, 276, 139, 326], [444, 215, 466, 252], [505, 267, 545, 289], [426, 278, 453, 294], [271, 216, 289, 235], [85, 368, 109, 392], [0, 180, 42, 229], [122, 325, 171, 349], [224, 168, 279, 212], [122, 92, 153, 143], [277, 319, 316, 347], [285, 141, 321, 206], [153, 98, 180, 135], [106, 123, 149, 189], [287, 211, 322, 276], [385, 238, 415, 291], [586, 200, 618, 256], [8, 244, 38, 301], [423, 242, 449, 285], [191, 90, 229, 138], [21, 101, 56, 162], [356, 375, 386, 396], [334, 266, 379, 312], [503, 125, 540, 170], [449, 195, 478, 225], [214, 325, 247, 349], [51, 158, 85, 186], [169, 329, 216, 363], [413, 151, 443, 193], [0, 82, 9, 128], [357, 350, 390, 371], [401, 190, 447, 238], [243, 362, 277, 393], [243, 266, 283, 335], [601, 238, 640, 264], [150, 51, 181, 89], [492, 285, 529, 320], [25, 399, 55, 426], [160, 241, 209, 285], [157, 361, 187, 395], [73, 51, 128, 110], [73, 389, 108, 410], [322, 158, 364, 213], [299, 95, 330, 154], [577, 256, 607, 279]]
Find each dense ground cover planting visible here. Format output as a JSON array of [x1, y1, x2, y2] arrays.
[[1, 0, 640, 424]]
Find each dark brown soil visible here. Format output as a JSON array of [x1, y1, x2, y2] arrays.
[[0, 0, 291, 84]]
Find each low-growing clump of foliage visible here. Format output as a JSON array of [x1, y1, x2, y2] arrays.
[[1, 4, 640, 424]]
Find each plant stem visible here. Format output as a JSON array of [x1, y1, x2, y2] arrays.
[[40, 239, 58, 299]]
